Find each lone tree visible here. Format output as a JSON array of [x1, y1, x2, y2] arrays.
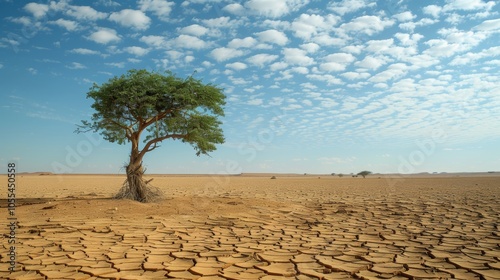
[[357, 171, 372, 178], [76, 69, 225, 202]]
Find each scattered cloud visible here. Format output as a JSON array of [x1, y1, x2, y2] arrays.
[[51, 19, 79, 31], [66, 5, 107, 21], [124, 46, 149, 56], [222, 3, 245, 15], [172, 35, 208, 49], [24, 3, 49, 18], [282, 48, 315, 66], [247, 53, 279, 67], [339, 15, 394, 36], [139, 0, 174, 20], [109, 9, 151, 30], [105, 62, 125, 68], [67, 62, 86, 69], [256, 29, 289, 46], [211, 47, 245, 62], [88, 28, 121, 44], [179, 24, 209, 36], [226, 62, 248, 70], [245, 0, 310, 18], [291, 13, 339, 40], [27, 67, 37, 74], [70, 48, 100, 55], [228, 37, 258, 49], [328, 0, 376, 15], [140, 35, 166, 48], [473, 18, 500, 31]]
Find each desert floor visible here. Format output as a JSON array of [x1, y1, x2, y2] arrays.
[[1, 174, 499, 279]]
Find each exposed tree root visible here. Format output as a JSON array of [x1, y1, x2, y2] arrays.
[[114, 166, 163, 203]]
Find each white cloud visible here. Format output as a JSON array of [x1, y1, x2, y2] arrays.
[[109, 9, 151, 30], [341, 72, 371, 80], [283, 48, 315, 66], [71, 48, 100, 55], [24, 3, 49, 18], [222, 3, 246, 15], [247, 98, 263, 105], [140, 35, 165, 48], [51, 19, 79, 31], [166, 50, 183, 60], [247, 54, 279, 67], [226, 62, 248, 70], [341, 45, 364, 54], [355, 56, 388, 70], [256, 30, 289, 46], [270, 62, 288, 71], [300, 43, 320, 53], [306, 74, 343, 85], [211, 47, 245, 62], [302, 99, 313, 106], [172, 35, 208, 49], [328, 0, 376, 15], [245, 0, 310, 18], [339, 15, 394, 36], [311, 34, 346, 46], [291, 66, 309, 74], [291, 13, 339, 40], [368, 63, 408, 83], [228, 37, 258, 48], [27, 67, 37, 74], [67, 62, 86, 69], [66, 5, 107, 21], [393, 11, 416, 22], [139, 0, 174, 20], [450, 46, 500, 65], [319, 63, 346, 72], [320, 53, 356, 72], [88, 28, 121, 44], [202, 17, 234, 28], [365, 38, 394, 53], [324, 53, 356, 64], [394, 33, 424, 46], [10, 16, 32, 26], [105, 62, 125, 68], [399, 18, 439, 31], [423, 5, 442, 18], [473, 18, 500, 31], [124, 46, 149, 56], [443, 0, 496, 12], [180, 24, 209, 36]]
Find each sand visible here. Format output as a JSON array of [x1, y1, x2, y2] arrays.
[[1, 174, 499, 279]]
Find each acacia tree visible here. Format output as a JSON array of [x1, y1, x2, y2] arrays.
[[357, 171, 372, 178], [76, 69, 225, 202]]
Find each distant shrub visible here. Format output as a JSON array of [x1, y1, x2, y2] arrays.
[[271, 176, 277, 179]]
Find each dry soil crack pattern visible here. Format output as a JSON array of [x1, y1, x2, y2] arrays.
[[1, 175, 499, 279]]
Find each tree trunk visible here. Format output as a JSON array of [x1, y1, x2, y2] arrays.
[[126, 159, 146, 202], [114, 133, 163, 202]]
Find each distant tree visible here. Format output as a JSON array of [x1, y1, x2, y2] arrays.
[[338, 173, 343, 178], [331, 173, 335, 176], [76, 69, 225, 202], [357, 171, 372, 178]]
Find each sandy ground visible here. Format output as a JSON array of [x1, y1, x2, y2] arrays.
[[0, 174, 499, 279]]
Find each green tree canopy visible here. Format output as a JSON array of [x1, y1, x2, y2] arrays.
[[76, 69, 226, 202], [357, 171, 372, 178]]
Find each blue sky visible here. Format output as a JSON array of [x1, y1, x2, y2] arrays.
[[1, 0, 499, 175]]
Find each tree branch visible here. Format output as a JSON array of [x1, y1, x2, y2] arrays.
[[139, 133, 187, 159]]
